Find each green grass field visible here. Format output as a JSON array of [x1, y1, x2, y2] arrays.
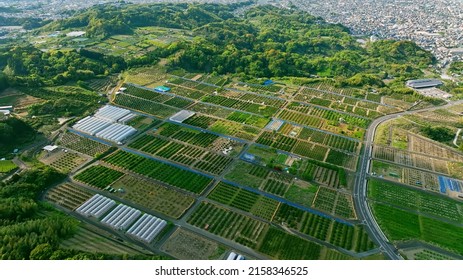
[[0, 160, 17, 173], [369, 179, 463, 223], [372, 203, 463, 255]]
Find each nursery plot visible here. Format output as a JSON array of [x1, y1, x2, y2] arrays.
[[161, 228, 226, 260], [188, 202, 269, 249], [408, 133, 463, 162], [113, 93, 178, 119], [372, 203, 463, 255], [273, 204, 374, 252], [60, 132, 111, 157], [41, 151, 88, 173], [103, 150, 212, 194], [74, 165, 124, 189], [259, 227, 322, 260], [111, 174, 195, 219], [45, 183, 93, 210], [369, 179, 463, 223], [207, 182, 280, 221]]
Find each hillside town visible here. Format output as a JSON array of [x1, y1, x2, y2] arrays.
[[290, 0, 463, 67]]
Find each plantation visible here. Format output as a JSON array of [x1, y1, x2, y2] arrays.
[[103, 150, 212, 194], [128, 133, 234, 175], [188, 202, 269, 249], [207, 182, 280, 221], [60, 132, 111, 157], [113, 93, 178, 119], [225, 161, 293, 194], [368, 180, 463, 223], [372, 203, 463, 255], [273, 204, 373, 252], [259, 227, 322, 259], [41, 151, 88, 173], [74, 165, 124, 189], [45, 183, 93, 210], [111, 175, 195, 219]]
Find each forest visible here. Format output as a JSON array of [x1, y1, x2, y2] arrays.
[[0, 3, 434, 88]]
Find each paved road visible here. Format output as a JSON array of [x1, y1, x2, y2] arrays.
[[353, 99, 463, 260]]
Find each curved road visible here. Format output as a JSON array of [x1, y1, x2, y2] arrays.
[[354, 99, 463, 260]]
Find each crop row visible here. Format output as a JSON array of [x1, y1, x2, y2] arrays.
[[74, 165, 124, 189], [103, 150, 212, 194], [60, 132, 111, 157], [124, 84, 193, 109], [369, 179, 463, 223], [113, 93, 178, 119], [273, 204, 374, 252], [208, 182, 279, 221], [129, 133, 233, 175]]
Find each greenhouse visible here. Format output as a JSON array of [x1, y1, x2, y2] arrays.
[[127, 213, 167, 243], [75, 194, 116, 219]]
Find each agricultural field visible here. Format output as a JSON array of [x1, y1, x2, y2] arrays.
[[207, 182, 280, 221], [45, 183, 93, 210], [278, 102, 369, 139], [113, 93, 179, 119], [187, 202, 269, 249], [402, 248, 457, 260], [40, 150, 88, 173], [372, 145, 460, 176], [294, 86, 395, 118], [259, 227, 322, 260], [127, 116, 161, 131], [161, 228, 227, 260], [128, 133, 234, 175], [312, 187, 356, 219], [124, 66, 168, 86], [74, 165, 125, 189], [155, 122, 244, 155], [224, 160, 293, 196], [284, 181, 319, 208], [368, 179, 463, 223], [0, 160, 17, 173], [111, 174, 195, 219], [372, 203, 463, 256], [86, 75, 118, 93], [256, 131, 358, 170], [103, 150, 212, 194], [278, 123, 361, 154], [59, 132, 111, 157], [371, 161, 441, 192], [0, 89, 44, 110], [273, 204, 374, 252], [61, 224, 149, 256]]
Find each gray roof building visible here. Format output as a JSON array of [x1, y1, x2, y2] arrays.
[[406, 79, 443, 89]]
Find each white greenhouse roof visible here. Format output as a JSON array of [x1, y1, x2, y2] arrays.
[[94, 105, 132, 123], [127, 213, 167, 243], [169, 110, 195, 123], [101, 204, 141, 231], [75, 194, 116, 219]]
